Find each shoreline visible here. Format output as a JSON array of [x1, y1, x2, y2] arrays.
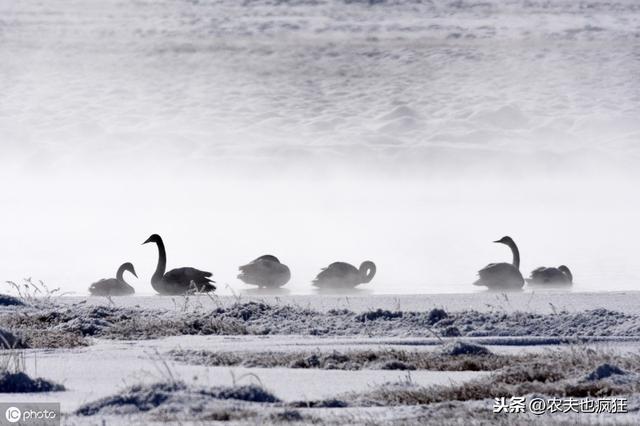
[[42, 290, 640, 314]]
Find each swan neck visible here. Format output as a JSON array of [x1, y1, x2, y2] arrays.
[[116, 264, 126, 283], [563, 268, 573, 282], [359, 262, 376, 284], [508, 241, 520, 269], [153, 239, 167, 283]]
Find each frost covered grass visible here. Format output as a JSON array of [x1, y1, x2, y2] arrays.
[[0, 346, 65, 393], [2, 300, 640, 350], [6, 278, 67, 307], [75, 347, 287, 421], [75, 381, 280, 416], [0, 328, 25, 349], [0, 346, 26, 375], [0, 371, 65, 393], [1, 296, 638, 424], [1, 281, 85, 347], [169, 344, 640, 390], [170, 345, 507, 372], [0, 303, 248, 348], [339, 347, 640, 407], [342, 370, 639, 408]]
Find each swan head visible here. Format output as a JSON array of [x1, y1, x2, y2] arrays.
[[122, 262, 138, 279], [493, 236, 515, 246], [143, 234, 162, 245], [359, 261, 376, 284]]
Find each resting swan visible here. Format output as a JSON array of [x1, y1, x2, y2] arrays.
[[238, 255, 291, 288], [527, 265, 573, 286], [142, 234, 215, 295], [312, 261, 376, 289], [473, 236, 524, 290], [89, 262, 137, 296]]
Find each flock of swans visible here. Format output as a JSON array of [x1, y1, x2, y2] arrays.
[[473, 236, 572, 290], [89, 233, 572, 296]]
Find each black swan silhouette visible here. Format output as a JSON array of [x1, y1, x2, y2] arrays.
[[527, 265, 573, 286], [142, 234, 215, 295], [238, 255, 291, 288], [89, 262, 137, 296], [473, 236, 524, 290], [312, 261, 376, 289]]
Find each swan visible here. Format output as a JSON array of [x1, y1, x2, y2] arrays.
[[237, 255, 291, 288], [527, 265, 573, 286], [89, 262, 137, 296], [473, 236, 524, 290], [312, 261, 376, 289], [142, 234, 216, 295]]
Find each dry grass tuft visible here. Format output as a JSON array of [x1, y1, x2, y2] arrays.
[[169, 347, 508, 372], [344, 347, 640, 407], [6, 278, 68, 307]]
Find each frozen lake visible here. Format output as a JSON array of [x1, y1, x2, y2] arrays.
[[2, 0, 639, 170]]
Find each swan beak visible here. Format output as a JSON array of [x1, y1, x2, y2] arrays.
[[142, 237, 152, 245], [131, 269, 138, 279]]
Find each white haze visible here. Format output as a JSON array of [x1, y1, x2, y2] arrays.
[[1, 0, 639, 294]]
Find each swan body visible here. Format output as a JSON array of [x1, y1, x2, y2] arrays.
[[143, 234, 216, 295], [238, 255, 291, 288], [527, 265, 573, 286], [313, 261, 376, 289], [89, 262, 137, 296], [474, 236, 524, 290]]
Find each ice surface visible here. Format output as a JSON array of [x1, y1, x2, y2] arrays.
[[0, 338, 487, 411], [2, 0, 639, 173]]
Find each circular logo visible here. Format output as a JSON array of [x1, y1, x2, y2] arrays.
[[5, 406, 21, 423]]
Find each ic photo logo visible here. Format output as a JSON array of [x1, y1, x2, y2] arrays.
[[5, 407, 21, 423], [0, 403, 60, 425]]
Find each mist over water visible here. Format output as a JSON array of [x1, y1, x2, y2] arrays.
[[1, 0, 640, 294]]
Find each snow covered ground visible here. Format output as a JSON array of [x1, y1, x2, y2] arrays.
[[1, 293, 640, 424], [2, 337, 488, 410]]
